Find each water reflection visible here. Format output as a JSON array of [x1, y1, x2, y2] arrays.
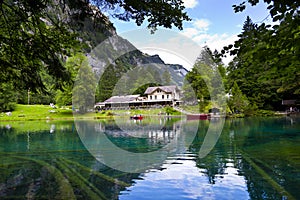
[[75, 117, 198, 173], [0, 116, 299, 199]]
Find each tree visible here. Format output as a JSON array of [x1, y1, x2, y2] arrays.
[[183, 47, 226, 111], [185, 47, 224, 102], [227, 82, 249, 113], [96, 65, 119, 102], [233, 0, 300, 22], [162, 69, 171, 85], [0, 0, 190, 93], [72, 55, 97, 112], [55, 54, 82, 106], [182, 78, 197, 104], [0, 0, 79, 92], [240, 2, 300, 96], [0, 83, 17, 111], [92, 0, 190, 31], [223, 2, 300, 109], [56, 53, 96, 110], [132, 69, 156, 93], [185, 65, 210, 102]]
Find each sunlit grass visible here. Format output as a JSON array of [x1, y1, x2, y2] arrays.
[[0, 104, 182, 121], [0, 104, 108, 121]]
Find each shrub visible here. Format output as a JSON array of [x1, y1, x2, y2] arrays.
[[0, 83, 17, 112], [164, 106, 180, 115]]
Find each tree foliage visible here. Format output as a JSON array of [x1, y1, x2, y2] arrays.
[[72, 54, 97, 112], [227, 81, 249, 113], [56, 53, 96, 109], [93, 0, 191, 31], [0, 0, 190, 94], [222, 1, 300, 109], [184, 47, 226, 111], [0, 0, 79, 92], [0, 83, 17, 111]]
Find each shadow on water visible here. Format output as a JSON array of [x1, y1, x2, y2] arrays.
[[0, 116, 299, 199]]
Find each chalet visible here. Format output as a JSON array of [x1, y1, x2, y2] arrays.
[[144, 85, 180, 106], [98, 95, 141, 109], [95, 85, 181, 110]]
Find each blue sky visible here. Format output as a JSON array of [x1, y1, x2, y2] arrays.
[[108, 0, 271, 69]]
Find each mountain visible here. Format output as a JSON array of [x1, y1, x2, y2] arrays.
[[145, 55, 189, 77], [73, 7, 189, 102]]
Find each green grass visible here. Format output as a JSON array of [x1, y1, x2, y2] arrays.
[[0, 104, 74, 121], [109, 107, 182, 116], [179, 105, 202, 113], [0, 104, 183, 121], [0, 104, 109, 121]]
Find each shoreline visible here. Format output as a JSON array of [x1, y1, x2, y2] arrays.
[[1, 104, 297, 122], [1, 113, 296, 122], [0, 114, 185, 122]]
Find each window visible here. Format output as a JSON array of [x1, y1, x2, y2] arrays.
[[167, 95, 169, 99], [150, 96, 152, 100], [155, 95, 157, 100], [162, 95, 164, 99]]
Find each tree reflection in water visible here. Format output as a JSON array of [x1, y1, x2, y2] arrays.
[[0, 116, 299, 199]]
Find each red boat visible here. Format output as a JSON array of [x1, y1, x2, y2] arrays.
[[187, 114, 210, 120], [130, 115, 143, 120]]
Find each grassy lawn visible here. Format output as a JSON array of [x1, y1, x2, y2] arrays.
[[0, 105, 182, 121], [0, 104, 112, 121], [178, 105, 202, 113], [0, 104, 73, 121], [110, 108, 181, 116]]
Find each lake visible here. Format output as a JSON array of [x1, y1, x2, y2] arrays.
[[0, 116, 299, 199]]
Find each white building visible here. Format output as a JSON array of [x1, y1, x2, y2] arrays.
[[95, 85, 181, 109], [144, 85, 181, 106]]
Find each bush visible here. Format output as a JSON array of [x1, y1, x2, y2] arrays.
[[0, 101, 16, 112], [256, 109, 275, 116], [0, 83, 17, 112], [164, 106, 180, 115], [244, 103, 259, 116], [106, 111, 114, 116]]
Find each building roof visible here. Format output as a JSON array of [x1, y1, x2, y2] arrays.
[[104, 95, 140, 103], [144, 85, 178, 95]]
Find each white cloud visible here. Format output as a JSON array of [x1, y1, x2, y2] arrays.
[[192, 33, 211, 43], [193, 33, 238, 65], [193, 19, 210, 31], [182, 27, 199, 38], [182, 18, 211, 38], [181, 18, 238, 65], [183, 0, 198, 8]]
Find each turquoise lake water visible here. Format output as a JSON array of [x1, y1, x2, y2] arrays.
[[0, 116, 299, 199]]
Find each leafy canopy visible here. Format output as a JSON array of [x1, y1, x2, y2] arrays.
[[222, 0, 300, 109], [0, 0, 190, 92]]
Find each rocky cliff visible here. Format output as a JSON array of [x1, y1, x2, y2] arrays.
[[73, 6, 189, 101]]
